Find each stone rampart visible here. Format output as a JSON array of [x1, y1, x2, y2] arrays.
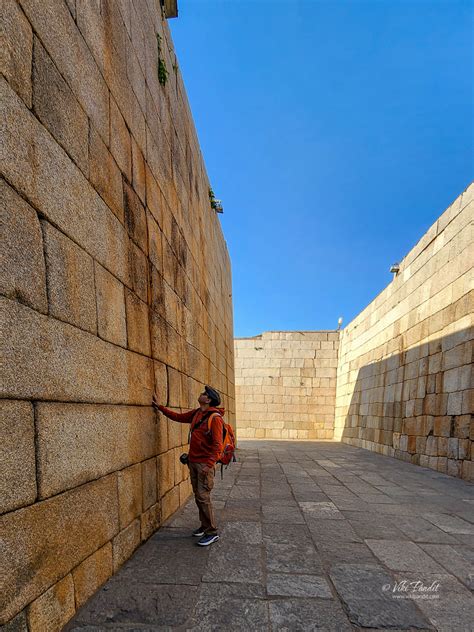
[[335, 185, 472, 480], [235, 331, 339, 439], [1, 0, 234, 627]]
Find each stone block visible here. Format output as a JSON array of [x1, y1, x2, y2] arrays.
[[437, 437, 448, 457], [118, 463, 142, 529], [42, 221, 97, 333], [458, 439, 470, 460], [433, 416, 451, 437], [141, 502, 161, 541], [95, 262, 127, 346], [157, 450, 174, 497], [454, 415, 470, 439], [110, 96, 131, 180], [447, 391, 463, 415], [0, 400, 36, 514], [131, 135, 146, 203], [0, 474, 119, 623], [1, 0, 33, 107], [123, 180, 147, 253], [145, 164, 163, 228], [112, 518, 141, 572], [147, 212, 163, 273], [33, 37, 88, 173], [142, 457, 157, 510], [89, 125, 124, 223], [27, 573, 75, 632], [1, 610, 28, 631], [19, 0, 109, 142], [0, 180, 47, 313], [154, 360, 168, 404], [2, 80, 129, 285], [425, 436, 438, 456], [71, 543, 112, 609], [447, 437, 459, 459], [35, 403, 157, 498], [125, 289, 151, 355], [168, 367, 182, 407], [2, 298, 153, 404], [128, 238, 148, 302], [161, 486, 180, 521]]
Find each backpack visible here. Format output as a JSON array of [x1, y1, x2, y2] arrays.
[[205, 413, 237, 478]]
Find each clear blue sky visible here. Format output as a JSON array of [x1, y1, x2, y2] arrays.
[[170, 0, 473, 338]]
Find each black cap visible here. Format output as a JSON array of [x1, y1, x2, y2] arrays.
[[205, 385, 221, 406]]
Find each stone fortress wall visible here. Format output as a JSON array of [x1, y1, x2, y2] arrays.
[[1, 0, 234, 628], [235, 184, 473, 481], [235, 331, 339, 439], [335, 185, 472, 481]]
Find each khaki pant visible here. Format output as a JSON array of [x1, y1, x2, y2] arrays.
[[188, 462, 218, 535]]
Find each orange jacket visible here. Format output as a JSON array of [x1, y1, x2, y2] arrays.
[[158, 405, 224, 468]]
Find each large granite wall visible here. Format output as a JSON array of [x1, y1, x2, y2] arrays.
[[1, 0, 234, 628], [235, 331, 339, 439], [335, 185, 473, 481]]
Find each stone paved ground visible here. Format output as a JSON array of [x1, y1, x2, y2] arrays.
[[65, 440, 474, 631]]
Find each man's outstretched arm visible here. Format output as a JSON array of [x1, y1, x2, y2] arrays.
[[152, 395, 196, 423]]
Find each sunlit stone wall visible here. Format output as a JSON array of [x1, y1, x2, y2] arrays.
[[1, 0, 234, 627]]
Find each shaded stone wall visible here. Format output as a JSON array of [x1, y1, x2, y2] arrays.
[[235, 331, 339, 439], [1, 0, 234, 628], [335, 185, 473, 481]]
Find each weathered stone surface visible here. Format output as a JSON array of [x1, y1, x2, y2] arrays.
[[329, 563, 431, 629], [27, 573, 75, 632], [88, 125, 124, 223], [1, 609, 28, 632], [419, 543, 474, 589], [127, 238, 148, 303], [142, 458, 157, 511], [265, 541, 323, 574], [35, 403, 157, 498], [123, 181, 147, 254], [161, 485, 180, 521], [2, 298, 153, 404], [140, 502, 160, 541], [42, 221, 97, 333], [112, 519, 141, 572], [131, 135, 146, 203], [19, 0, 109, 142], [365, 539, 445, 572], [33, 38, 88, 174], [0, 400, 36, 514], [72, 543, 113, 609], [118, 464, 142, 529], [2, 80, 129, 285], [0, 474, 118, 623], [1, 0, 33, 107], [0, 180, 47, 313], [268, 598, 352, 631], [95, 262, 127, 347], [125, 289, 151, 355], [392, 571, 474, 632], [267, 573, 332, 598], [156, 450, 174, 498], [110, 97, 131, 181], [71, 581, 198, 628]]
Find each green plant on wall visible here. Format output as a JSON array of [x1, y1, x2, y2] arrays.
[[209, 187, 218, 211], [156, 34, 169, 86]]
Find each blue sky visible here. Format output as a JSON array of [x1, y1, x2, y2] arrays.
[[170, 0, 473, 338]]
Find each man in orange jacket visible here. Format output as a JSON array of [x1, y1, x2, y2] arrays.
[[152, 385, 224, 546]]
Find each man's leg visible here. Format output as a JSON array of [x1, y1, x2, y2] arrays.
[[189, 462, 207, 529], [195, 463, 218, 535]]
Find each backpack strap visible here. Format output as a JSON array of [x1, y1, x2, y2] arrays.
[[188, 410, 212, 443], [205, 412, 222, 435]]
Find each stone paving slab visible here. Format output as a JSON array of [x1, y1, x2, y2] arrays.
[[65, 440, 474, 631]]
